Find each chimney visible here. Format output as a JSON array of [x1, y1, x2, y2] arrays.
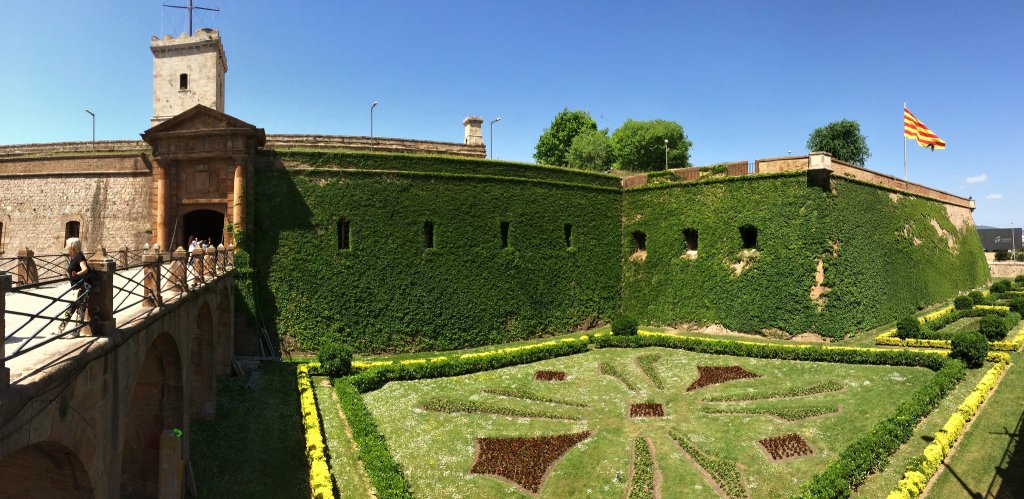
[[463, 116, 484, 146]]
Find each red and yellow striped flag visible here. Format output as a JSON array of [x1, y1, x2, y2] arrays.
[[904, 107, 946, 150]]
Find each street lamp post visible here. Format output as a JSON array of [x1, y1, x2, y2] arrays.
[[84, 109, 95, 147], [664, 139, 669, 169], [490, 117, 501, 159], [370, 101, 378, 142]]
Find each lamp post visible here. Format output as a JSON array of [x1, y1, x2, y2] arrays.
[[490, 117, 501, 159], [370, 101, 378, 140], [664, 138, 669, 169], [84, 109, 95, 147]]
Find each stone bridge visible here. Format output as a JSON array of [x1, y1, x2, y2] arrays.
[[0, 247, 236, 498]]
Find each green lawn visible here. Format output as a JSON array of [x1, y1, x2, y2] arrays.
[[313, 377, 375, 498], [191, 362, 309, 499], [941, 316, 983, 335], [362, 347, 936, 498]]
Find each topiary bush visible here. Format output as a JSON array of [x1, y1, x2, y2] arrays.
[[979, 315, 1010, 341], [1016, 274, 1024, 285], [991, 280, 1012, 294], [954, 296, 973, 311], [1009, 298, 1024, 315], [612, 315, 639, 336], [968, 290, 987, 306], [950, 331, 988, 368], [318, 342, 354, 376], [896, 316, 921, 339]]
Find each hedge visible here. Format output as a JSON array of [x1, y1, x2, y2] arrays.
[[333, 380, 413, 498], [296, 364, 335, 499]]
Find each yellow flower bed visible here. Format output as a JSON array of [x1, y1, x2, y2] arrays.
[[992, 326, 1024, 351], [886, 359, 1010, 499], [918, 305, 956, 323], [296, 363, 335, 499], [875, 304, 1022, 351], [351, 334, 601, 370], [974, 304, 1010, 311]]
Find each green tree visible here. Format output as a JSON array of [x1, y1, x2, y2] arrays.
[[566, 129, 613, 171], [610, 119, 691, 171], [534, 109, 598, 166], [806, 119, 871, 166]]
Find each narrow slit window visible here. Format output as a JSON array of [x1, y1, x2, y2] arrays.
[[683, 228, 698, 252], [65, 221, 80, 241], [632, 231, 647, 252], [424, 221, 434, 248], [500, 221, 510, 249], [564, 224, 573, 248], [739, 225, 758, 249], [337, 218, 351, 250], [179, 73, 189, 90]]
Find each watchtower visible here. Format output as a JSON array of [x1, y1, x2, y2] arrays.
[[150, 28, 227, 126]]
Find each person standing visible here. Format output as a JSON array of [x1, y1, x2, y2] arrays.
[[59, 237, 92, 335]]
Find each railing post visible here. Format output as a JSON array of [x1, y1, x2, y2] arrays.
[[205, 245, 218, 279], [226, 245, 235, 269], [118, 245, 129, 268], [143, 251, 163, 308], [83, 255, 116, 336], [216, 243, 227, 273], [1, 273, 10, 388], [168, 247, 188, 293], [191, 248, 206, 287], [16, 248, 38, 285]]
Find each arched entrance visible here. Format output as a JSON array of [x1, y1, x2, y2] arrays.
[[0, 441, 94, 498], [191, 302, 216, 420], [120, 333, 184, 498], [181, 209, 225, 248]]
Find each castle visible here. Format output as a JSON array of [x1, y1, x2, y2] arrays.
[[0, 29, 989, 354]]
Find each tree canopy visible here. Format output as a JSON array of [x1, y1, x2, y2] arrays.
[[533, 109, 598, 166], [610, 119, 691, 171], [566, 129, 613, 171], [806, 119, 871, 166]]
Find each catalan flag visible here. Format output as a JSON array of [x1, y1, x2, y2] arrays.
[[904, 106, 946, 150]]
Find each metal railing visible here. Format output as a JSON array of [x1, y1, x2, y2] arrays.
[[3, 278, 92, 361]]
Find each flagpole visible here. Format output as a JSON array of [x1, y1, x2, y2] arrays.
[[903, 101, 908, 180]]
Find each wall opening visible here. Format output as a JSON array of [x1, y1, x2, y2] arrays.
[[0, 442, 94, 498], [683, 228, 698, 251], [182, 209, 224, 248], [64, 221, 80, 241], [740, 225, 759, 249], [424, 221, 434, 248], [500, 221, 510, 248], [179, 73, 189, 90], [564, 224, 573, 248], [337, 218, 351, 250], [630, 231, 648, 262]]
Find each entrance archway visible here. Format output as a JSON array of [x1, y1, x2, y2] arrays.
[[181, 209, 225, 249], [120, 333, 184, 498], [0, 441, 94, 498]]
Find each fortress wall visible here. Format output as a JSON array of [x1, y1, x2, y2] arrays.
[[0, 155, 152, 254], [265, 134, 486, 159]]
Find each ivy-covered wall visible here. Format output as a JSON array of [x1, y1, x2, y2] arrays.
[[249, 150, 623, 353], [620, 174, 989, 338]]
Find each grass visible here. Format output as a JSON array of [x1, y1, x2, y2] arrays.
[[313, 377, 375, 498], [360, 347, 935, 498], [190, 362, 308, 499], [929, 351, 1024, 498], [942, 316, 983, 335]]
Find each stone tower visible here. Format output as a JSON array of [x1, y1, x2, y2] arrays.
[[463, 116, 484, 146], [150, 28, 227, 126]]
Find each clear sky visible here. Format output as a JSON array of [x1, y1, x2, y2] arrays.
[[2, 1, 1021, 227]]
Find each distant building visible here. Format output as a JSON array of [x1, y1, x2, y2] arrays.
[[977, 227, 1022, 253]]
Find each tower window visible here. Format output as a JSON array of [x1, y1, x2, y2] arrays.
[[180, 73, 189, 90], [740, 225, 758, 249], [683, 228, 698, 251], [65, 221, 81, 241], [500, 221, 510, 249], [337, 218, 351, 250], [424, 221, 434, 249], [564, 224, 573, 248]]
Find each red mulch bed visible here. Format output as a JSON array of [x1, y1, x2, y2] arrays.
[[629, 403, 665, 418], [758, 433, 815, 461], [471, 431, 591, 493], [535, 370, 567, 381], [686, 365, 760, 391]]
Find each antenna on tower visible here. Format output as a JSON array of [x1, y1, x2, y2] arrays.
[[163, 0, 220, 36]]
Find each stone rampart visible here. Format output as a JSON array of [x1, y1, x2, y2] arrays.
[[989, 261, 1024, 278], [0, 140, 149, 158], [264, 134, 486, 158]]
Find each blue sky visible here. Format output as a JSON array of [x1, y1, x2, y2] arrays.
[[2, 1, 1021, 227]]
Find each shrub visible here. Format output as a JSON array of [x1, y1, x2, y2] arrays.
[[968, 290, 987, 305], [612, 315, 639, 336], [979, 315, 1010, 341], [994, 249, 1010, 261], [1016, 274, 1024, 285], [954, 296, 973, 311], [896, 316, 921, 339], [318, 342, 353, 376], [950, 331, 988, 368], [1009, 298, 1024, 315], [991, 280, 1012, 294]]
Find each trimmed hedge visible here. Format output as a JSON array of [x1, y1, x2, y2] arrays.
[[333, 381, 413, 498]]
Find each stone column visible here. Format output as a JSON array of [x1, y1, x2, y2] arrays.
[[16, 248, 38, 285], [83, 255, 116, 336], [118, 246, 130, 268], [190, 248, 206, 287], [0, 273, 10, 388], [169, 247, 188, 293], [143, 252, 163, 308], [216, 244, 227, 273], [232, 163, 246, 242], [157, 430, 183, 499], [154, 161, 169, 250], [204, 246, 217, 279]]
